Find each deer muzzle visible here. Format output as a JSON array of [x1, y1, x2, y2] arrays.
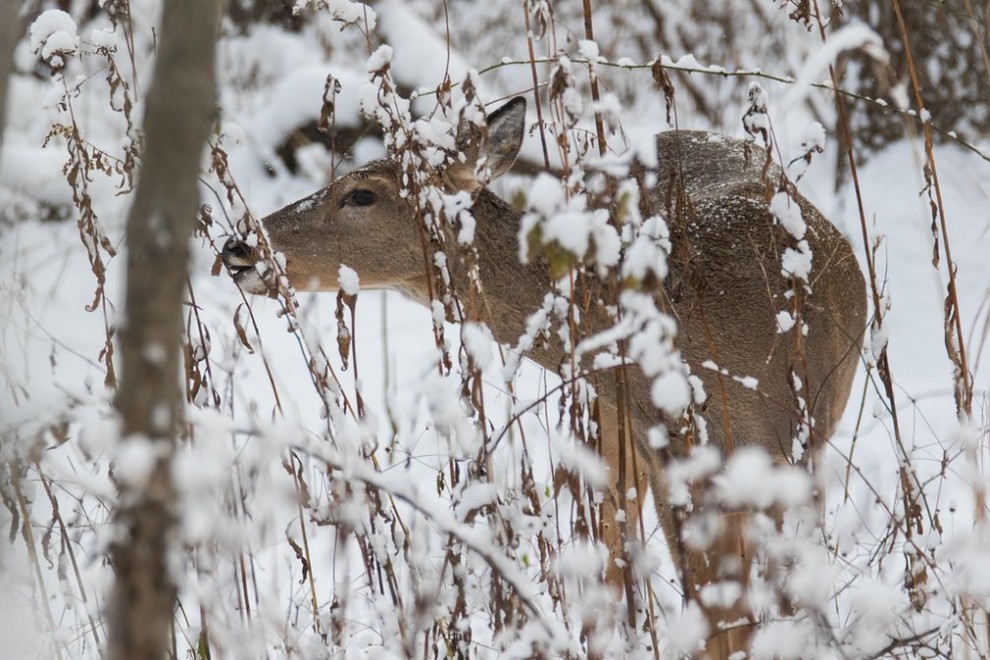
[[221, 237, 272, 295]]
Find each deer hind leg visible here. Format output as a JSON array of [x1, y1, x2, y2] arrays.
[[598, 403, 757, 655], [596, 404, 650, 591], [692, 509, 757, 659], [648, 465, 758, 659], [697, 502, 817, 658]]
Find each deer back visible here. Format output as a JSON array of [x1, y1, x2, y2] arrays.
[[647, 131, 866, 461]]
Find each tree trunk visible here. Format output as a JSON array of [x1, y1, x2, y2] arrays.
[[109, 1, 220, 658], [0, 0, 24, 153]]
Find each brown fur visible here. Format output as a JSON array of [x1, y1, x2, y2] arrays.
[[224, 102, 867, 658]]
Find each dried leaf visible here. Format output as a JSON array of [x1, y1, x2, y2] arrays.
[[904, 550, 928, 612], [335, 291, 353, 370], [943, 281, 969, 413], [789, 0, 813, 29], [286, 536, 310, 584], [318, 74, 342, 134], [923, 164, 940, 268], [527, 0, 549, 38], [549, 64, 571, 104], [41, 515, 55, 570], [294, 461, 311, 506], [197, 203, 214, 238], [742, 83, 771, 148], [99, 330, 117, 389], [233, 303, 255, 353], [651, 57, 676, 125], [1, 476, 18, 545]]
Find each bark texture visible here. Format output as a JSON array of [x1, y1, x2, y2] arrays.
[[0, 1, 23, 153], [109, 1, 220, 658]]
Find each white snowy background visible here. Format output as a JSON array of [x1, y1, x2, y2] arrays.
[[2, 0, 989, 658]]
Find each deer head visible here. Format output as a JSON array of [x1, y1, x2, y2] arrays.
[[222, 97, 527, 300]]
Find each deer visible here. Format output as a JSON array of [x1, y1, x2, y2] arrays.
[[222, 97, 867, 658]]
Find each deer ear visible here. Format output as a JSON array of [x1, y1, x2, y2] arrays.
[[449, 97, 526, 191], [483, 97, 526, 178]]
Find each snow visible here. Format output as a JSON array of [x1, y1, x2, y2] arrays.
[[714, 447, 812, 509], [665, 602, 708, 656], [801, 121, 826, 154], [338, 264, 360, 295], [555, 542, 606, 578], [461, 322, 494, 368], [749, 619, 818, 658], [770, 191, 806, 240], [518, 174, 621, 273], [366, 44, 392, 74], [780, 241, 812, 280], [442, 190, 476, 244], [454, 481, 497, 520], [869, 316, 890, 364], [29, 10, 79, 68], [666, 446, 722, 507], [776, 309, 796, 333], [88, 27, 117, 51], [326, 0, 377, 29], [648, 426, 668, 449], [521, 172, 565, 218], [375, 0, 474, 101], [113, 436, 160, 488], [781, 23, 887, 117], [577, 39, 601, 62], [528, 206, 618, 267], [698, 580, 742, 610], [553, 432, 608, 489], [735, 375, 758, 390], [673, 53, 703, 70], [621, 233, 668, 282], [789, 121, 826, 180], [650, 370, 691, 416], [246, 66, 366, 173]]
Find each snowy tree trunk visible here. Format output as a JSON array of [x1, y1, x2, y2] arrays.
[[0, 1, 23, 151], [109, 1, 220, 659]]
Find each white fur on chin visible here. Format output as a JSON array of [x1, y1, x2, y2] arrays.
[[233, 269, 271, 296]]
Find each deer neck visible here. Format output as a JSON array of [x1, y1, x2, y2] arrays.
[[444, 190, 555, 355]]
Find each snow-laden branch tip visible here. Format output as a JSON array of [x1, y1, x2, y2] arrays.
[[30, 10, 79, 69]]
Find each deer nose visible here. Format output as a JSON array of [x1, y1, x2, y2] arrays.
[[222, 237, 256, 269]]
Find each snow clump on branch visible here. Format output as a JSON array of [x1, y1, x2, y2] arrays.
[[30, 10, 79, 70]]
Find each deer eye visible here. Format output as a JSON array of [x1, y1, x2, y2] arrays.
[[343, 189, 377, 207]]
